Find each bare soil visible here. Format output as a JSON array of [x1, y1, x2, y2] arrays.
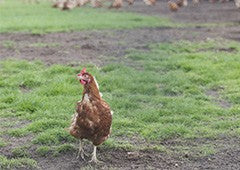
[[0, 1, 239, 66], [34, 136, 240, 170], [0, 1, 240, 170]]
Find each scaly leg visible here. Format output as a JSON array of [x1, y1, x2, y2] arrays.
[[76, 140, 88, 160], [89, 145, 104, 164]]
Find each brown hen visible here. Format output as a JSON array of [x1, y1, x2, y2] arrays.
[[109, 0, 123, 9], [168, 1, 179, 11], [69, 68, 112, 163]]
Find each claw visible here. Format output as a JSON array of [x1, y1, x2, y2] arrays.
[[89, 145, 104, 164], [76, 140, 88, 160], [89, 158, 104, 164]]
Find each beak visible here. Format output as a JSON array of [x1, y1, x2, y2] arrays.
[[77, 74, 83, 80]]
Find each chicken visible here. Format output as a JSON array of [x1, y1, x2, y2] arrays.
[[62, 0, 77, 10], [75, 0, 90, 7], [69, 68, 112, 163], [143, 0, 156, 5], [109, 0, 123, 9], [192, 0, 199, 4], [176, 0, 188, 7], [109, 0, 155, 9], [235, 0, 240, 8], [168, 1, 179, 11], [176, 0, 184, 7], [183, 0, 188, 6], [126, 0, 135, 5], [52, 0, 64, 8], [91, 0, 103, 7]]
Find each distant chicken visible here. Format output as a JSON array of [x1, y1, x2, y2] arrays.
[[183, 0, 188, 6], [69, 68, 112, 163], [126, 0, 135, 5], [109, 0, 156, 8], [62, 0, 77, 10], [192, 0, 199, 4], [91, 0, 103, 7], [109, 0, 123, 8], [168, 1, 179, 11], [52, 0, 64, 8], [235, 0, 240, 8], [143, 0, 156, 5], [176, 0, 187, 7]]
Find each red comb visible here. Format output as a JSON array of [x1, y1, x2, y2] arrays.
[[80, 68, 86, 74]]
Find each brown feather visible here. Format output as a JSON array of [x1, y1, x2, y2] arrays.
[[69, 73, 112, 146], [176, 0, 184, 7], [168, 1, 179, 12]]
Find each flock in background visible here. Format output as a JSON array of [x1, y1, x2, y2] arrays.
[[22, 0, 240, 11]]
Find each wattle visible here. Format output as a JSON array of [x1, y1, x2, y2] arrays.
[[80, 80, 86, 85]]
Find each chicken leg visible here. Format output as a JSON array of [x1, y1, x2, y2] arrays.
[[89, 145, 103, 164], [76, 140, 88, 160]]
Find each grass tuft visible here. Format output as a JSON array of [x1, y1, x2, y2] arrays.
[[0, 155, 37, 169], [12, 147, 30, 158], [0, 138, 7, 147], [36, 146, 51, 157]]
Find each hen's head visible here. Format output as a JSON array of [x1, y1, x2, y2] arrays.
[[77, 68, 93, 85]]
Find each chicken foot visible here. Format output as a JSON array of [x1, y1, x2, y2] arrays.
[[76, 140, 88, 160], [89, 145, 104, 164]]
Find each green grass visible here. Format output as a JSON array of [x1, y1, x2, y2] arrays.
[[0, 138, 7, 147], [0, 0, 172, 33], [1, 40, 240, 167], [29, 42, 60, 48], [0, 155, 37, 169], [36, 145, 51, 157], [0, 39, 240, 141], [36, 143, 75, 157], [174, 144, 216, 157], [2, 41, 16, 49], [12, 147, 30, 158]]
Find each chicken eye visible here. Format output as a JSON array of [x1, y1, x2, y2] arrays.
[[83, 74, 89, 79]]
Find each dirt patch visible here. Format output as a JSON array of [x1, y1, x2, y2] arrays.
[[0, 1, 239, 66], [206, 88, 232, 109], [198, 47, 238, 53], [1, 118, 239, 170], [0, 118, 32, 158], [0, 26, 238, 66], [31, 136, 240, 169], [121, 0, 240, 23]]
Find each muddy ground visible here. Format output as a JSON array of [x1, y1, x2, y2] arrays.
[[0, 1, 240, 169], [0, 1, 240, 66]]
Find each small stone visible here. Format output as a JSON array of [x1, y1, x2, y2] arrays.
[[127, 151, 140, 159]]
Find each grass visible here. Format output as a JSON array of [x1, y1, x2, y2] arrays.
[[12, 147, 30, 158], [0, 39, 240, 167], [0, 138, 7, 147], [174, 144, 216, 157], [0, 0, 173, 33], [36, 143, 75, 156], [2, 41, 16, 49], [0, 39, 239, 141], [0, 155, 37, 169], [29, 42, 60, 48]]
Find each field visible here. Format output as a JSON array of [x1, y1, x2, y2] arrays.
[[0, 0, 240, 169]]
